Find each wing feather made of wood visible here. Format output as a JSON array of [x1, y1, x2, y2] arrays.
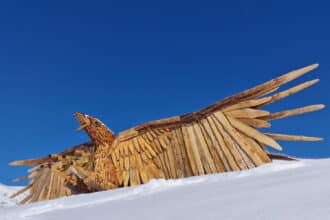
[[107, 63, 324, 187], [10, 142, 98, 204]]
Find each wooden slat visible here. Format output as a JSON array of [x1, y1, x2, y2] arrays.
[[210, 114, 248, 170], [222, 97, 272, 112], [186, 125, 205, 175], [165, 139, 178, 178], [10, 184, 33, 199], [181, 126, 200, 175], [213, 112, 268, 166], [152, 136, 170, 178], [198, 64, 319, 115], [130, 154, 140, 186], [259, 104, 325, 121], [171, 130, 185, 178], [198, 122, 225, 172], [193, 123, 217, 173], [146, 163, 163, 179], [175, 128, 194, 177], [238, 118, 271, 128], [200, 118, 230, 171], [258, 79, 320, 107], [206, 116, 240, 171], [265, 133, 323, 141], [46, 172, 55, 200], [158, 152, 170, 179], [9, 157, 54, 166], [20, 194, 32, 205], [234, 143, 255, 169], [157, 137, 174, 177], [240, 133, 272, 164], [225, 108, 270, 118], [122, 171, 130, 187], [139, 136, 157, 157], [227, 115, 282, 150], [134, 153, 145, 184]]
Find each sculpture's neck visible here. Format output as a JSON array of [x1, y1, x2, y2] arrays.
[[85, 117, 116, 145]]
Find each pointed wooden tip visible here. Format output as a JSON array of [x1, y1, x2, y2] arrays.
[[9, 157, 54, 166], [9, 161, 23, 166], [311, 78, 320, 84], [272, 143, 283, 151], [302, 63, 319, 73], [265, 133, 324, 142], [310, 63, 319, 69], [317, 104, 325, 110], [279, 63, 319, 83]]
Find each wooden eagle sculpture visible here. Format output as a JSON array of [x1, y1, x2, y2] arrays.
[[10, 64, 324, 204]]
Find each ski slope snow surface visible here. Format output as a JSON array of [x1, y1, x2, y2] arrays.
[[1, 159, 330, 220]]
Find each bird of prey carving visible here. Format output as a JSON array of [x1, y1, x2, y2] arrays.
[[9, 63, 324, 204]]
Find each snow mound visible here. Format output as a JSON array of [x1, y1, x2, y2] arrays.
[[1, 159, 330, 220], [0, 183, 24, 207]]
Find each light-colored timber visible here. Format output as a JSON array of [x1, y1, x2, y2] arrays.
[[9, 63, 324, 204]]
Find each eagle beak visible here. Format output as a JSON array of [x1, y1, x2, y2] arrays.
[[74, 112, 91, 131]]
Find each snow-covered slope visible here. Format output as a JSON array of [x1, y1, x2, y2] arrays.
[[1, 159, 330, 220], [0, 184, 25, 208]]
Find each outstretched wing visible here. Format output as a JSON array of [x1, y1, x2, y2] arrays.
[[10, 142, 98, 204], [109, 63, 324, 187]]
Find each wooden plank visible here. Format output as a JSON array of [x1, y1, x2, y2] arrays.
[[158, 152, 170, 179], [259, 104, 325, 121], [222, 97, 272, 112], [210, 114, 248, 170], [198, 121, 225, 172], [122, 171, 130, 187], [213, 112, 267, 166], [10, 183, 33, 199], [240, 133, 271, 163], [206, 116, 240, 171], [157, 137, 174, 177], [140, 167, 150, 184], [46, 172, 55, 200], [146, 163, 163, 179], [151, 137, 170, 179], [37, 171, 51, 201], [258, 79, 320, 107], [238, 118, 271, 128], [175, 128, 194, 177], [181, 126, 199, 176], [149, 135, 164, 154], [186, 125, 205, 175], [20, 194, 32, 205], [130, 154, 140, 186], [171, 130, 185, 178], [135, 153, 146, 184], [140, 135, 158, 157], [192, 123, 217, 174], [234, 143, 255, 169], [200, 118, 230, 171], [165, 140, 178, 178], [198, 64, 319, 115], [225, 108, 270, 118], [265, 133, 323, 141], [9, 157, 55, 166], [227, 115, 282, 150]]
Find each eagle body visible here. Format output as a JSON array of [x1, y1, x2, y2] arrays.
[[10, 64, 324, 204]]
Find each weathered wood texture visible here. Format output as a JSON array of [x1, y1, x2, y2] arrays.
[[10, 63, 324, 204]]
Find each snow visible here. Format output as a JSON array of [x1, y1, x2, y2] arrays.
[[0, 184, 25, 208], [1, 159, 330, 220]]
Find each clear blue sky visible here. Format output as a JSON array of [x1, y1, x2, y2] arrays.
[[0, 0, 329, 185]]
